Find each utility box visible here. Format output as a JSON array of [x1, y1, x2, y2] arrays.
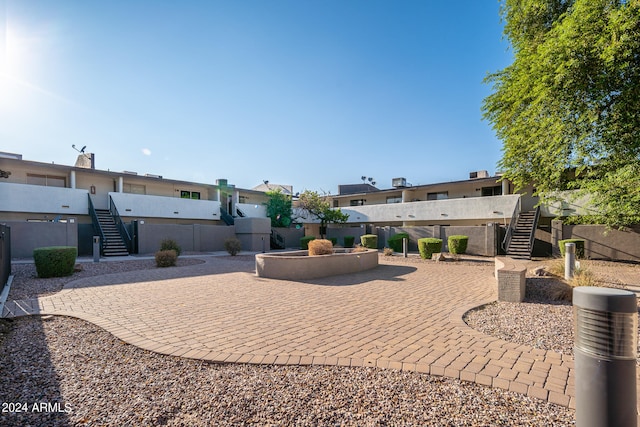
[[574, 287, 638, 427]]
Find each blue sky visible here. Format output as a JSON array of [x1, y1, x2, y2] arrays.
[[0, 1, 512, 194]]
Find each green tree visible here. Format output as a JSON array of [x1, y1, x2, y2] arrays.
[[297, 190, 349, 238], [483, 0, 640, 227], [265, 189, 293, 227]]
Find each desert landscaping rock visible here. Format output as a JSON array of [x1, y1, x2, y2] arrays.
[[0, 316, 574, 426]]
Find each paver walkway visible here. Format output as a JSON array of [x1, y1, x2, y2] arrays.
[[3, 256, 576, 408]]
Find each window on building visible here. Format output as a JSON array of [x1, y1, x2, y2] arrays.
[[123, 184, 146, 194], [180, 190, 201, 200], [350, 199, 366, 206], [386, 196, 402, 204], [26, 174, 66, 188], [239, 195, 247, 203], [481, 186, 502, 197], [427, 191, 448, 200], [333, 200, 339, 208]]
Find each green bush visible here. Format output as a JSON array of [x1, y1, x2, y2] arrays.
[[343, 236, 355, 248], [418, 238, 443, 260], [328, 237, 338, 246], [360, 234, 378, 249], [33, 246, 77, 278], [388, 233, 409, 252], [559, 239, 585, 258], [160, 239, 182, 257], [155, 249, 177, 267], [447, 235, 469, 255], [224, 237, 242, 256], [300, 236, 316, 250]]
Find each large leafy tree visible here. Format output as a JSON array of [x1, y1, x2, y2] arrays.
[[483, 0, 640, 227], [265, 189, 293, 227], [297, 190, 349, 238]]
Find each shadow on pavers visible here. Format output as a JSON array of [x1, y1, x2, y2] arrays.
[[297, 264, 417, 287]]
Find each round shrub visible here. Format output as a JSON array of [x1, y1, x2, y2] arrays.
[[308, 239, 334, 256], [160, 239, 182, 257], [447, 235, 469, 255], [155, 249, 177, 267], [224, 237, 242, 256], [300, 236, 316, 250], [418, 238, 443, 260], [360, 234, 378, 249], [388, 233, 409, 252], [559, 239, 585, 258], [343, 236, 355, 248], [328, 237, 338, 246], [33, 246, 77, 278]]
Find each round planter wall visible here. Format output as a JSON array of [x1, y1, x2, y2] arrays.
[[255, 249, 379, 280]]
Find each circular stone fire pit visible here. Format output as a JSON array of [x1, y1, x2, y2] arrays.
[[255, 248, 379, 280]]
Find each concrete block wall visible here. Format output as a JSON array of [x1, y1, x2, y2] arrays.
[[386, 224, 499, 256], [4, 220, 78, 258]]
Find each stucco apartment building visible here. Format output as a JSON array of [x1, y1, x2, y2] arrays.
[[0, 151, 271, 257], [2, 152, 638, 261]]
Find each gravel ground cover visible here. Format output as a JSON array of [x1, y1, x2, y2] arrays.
[[0, 254, 579, 426], [464, 259, 640, 360], [7, 257, 205, 300]]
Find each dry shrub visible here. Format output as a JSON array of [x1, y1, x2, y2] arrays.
[[308, 239, 333, 256], [547, 281, 574, 302], [547, 259, 565, 277], [383, 247, 394, 256], [536, 260, 600, 302], [224, 237, 242, 256], [351, 245, 369, 253], [572, 268, 598, 287], [155, 249, 177, 267]]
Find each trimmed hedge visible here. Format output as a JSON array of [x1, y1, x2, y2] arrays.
[[418, 238, 442, 260], [308, 239, 333, 256], [155, 249, 177, 267], [343, 236, 355, 248], [360, 234, 378, 249], [328, 237, 338, 246], [33, 246, 77, 278], [559, 239, 585, 258], [300, 236, 316, 250], [447, 235, 469, 255], [388, 233, 409, 252]]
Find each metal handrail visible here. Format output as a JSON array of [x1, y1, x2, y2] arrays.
[[88, 195, 107, 254], [0, 224, 11, 289], [220, 207, 234, 225], [501, 198, 521, 252], [271, 228, 286, 249], [527, 205, 541, 254], [109, 195, 133, 253]]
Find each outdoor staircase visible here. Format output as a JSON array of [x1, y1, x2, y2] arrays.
[[220, 207, 234, 225], [270, 228, 286, 250], [95, 209, 129, 257], [506, 208, 540, 260]]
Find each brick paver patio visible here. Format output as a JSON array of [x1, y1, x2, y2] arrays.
[[4, 255, 576, 408]]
